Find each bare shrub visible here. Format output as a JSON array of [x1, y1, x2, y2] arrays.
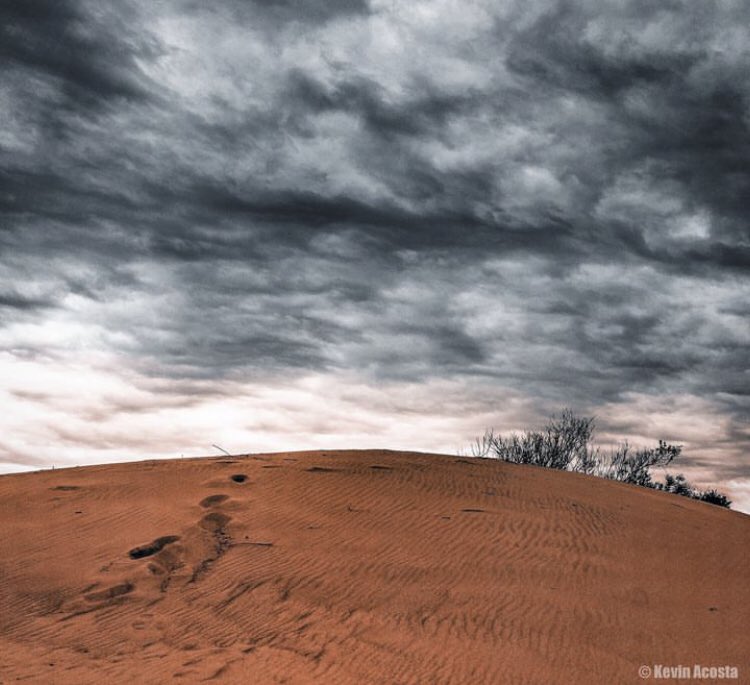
[[600, 440, 681, 487], [471, 410, 731, 509], [471, 429, 496, 458], [488, 409, 597, 472]]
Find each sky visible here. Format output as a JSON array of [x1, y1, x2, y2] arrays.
[[1, 0, 749, 511]]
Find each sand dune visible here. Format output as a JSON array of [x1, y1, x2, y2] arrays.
[[0, 450, 747, 684]]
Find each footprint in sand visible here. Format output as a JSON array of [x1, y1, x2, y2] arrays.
[[128, 535, 181, 560], [84, 582, 134, 602], [200, 512, 231, 533], [200, 494, 230, 508]]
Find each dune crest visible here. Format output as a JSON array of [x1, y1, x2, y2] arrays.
[[0, 450, 747, 683]]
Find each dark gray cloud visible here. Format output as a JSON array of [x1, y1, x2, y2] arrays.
[[0, 0, 748, 501], [0, 292, 54, 311], [1, 0, 155, 107], [180, 0, 371, 27]]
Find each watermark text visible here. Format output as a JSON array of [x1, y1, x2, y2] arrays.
[[639, 664, 739, 680]]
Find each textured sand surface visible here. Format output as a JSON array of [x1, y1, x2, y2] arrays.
[[0, 450, 748, 684]]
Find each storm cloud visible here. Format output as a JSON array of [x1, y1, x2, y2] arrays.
[[1, 0, 749, 508]]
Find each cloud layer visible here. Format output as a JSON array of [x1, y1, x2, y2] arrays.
[[1, 0, 748, 509]]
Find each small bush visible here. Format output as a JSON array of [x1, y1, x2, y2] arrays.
[[655, 474, 733, 509], [696, 490, 732, 508], [659, 473, 694, 497]]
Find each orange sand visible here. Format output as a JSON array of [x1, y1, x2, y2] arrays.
[[0, 450, 747, 683]]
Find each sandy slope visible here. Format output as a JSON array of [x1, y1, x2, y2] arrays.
[[0, 450, 747, 684]]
